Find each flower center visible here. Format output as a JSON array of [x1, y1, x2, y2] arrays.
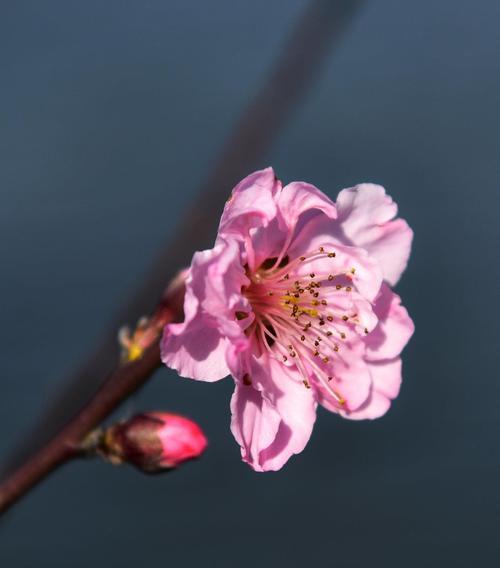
[[241, 247, 365, 406]]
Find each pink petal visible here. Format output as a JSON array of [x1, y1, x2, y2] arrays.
[[344, 358, 402, 420], [336, 184, 413, 286], [369, 357, 403, 399], [277, 181, 337, 232], [247, 217, 289, 270], [217, 167, 280, 241], [315, 340, 372, 413], [343, 390, 391, 420], [161, 239, 249, 382], [230, 383, 282, 471], [161, 322, 232, 382], [229, 348, 317, 471], [255, 355, 317, 471], [365, 284, 414, 361]]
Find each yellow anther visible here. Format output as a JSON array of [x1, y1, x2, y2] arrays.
[[127, 342, 144, 362]]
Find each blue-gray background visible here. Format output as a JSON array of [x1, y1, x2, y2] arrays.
[[1, 1, 499, 566]]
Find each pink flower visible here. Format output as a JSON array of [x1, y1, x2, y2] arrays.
[[102, 412, 208, 472], [162, 168, 414, 471]]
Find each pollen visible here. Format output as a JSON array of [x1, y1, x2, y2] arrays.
[[127, 342, 143, 362]]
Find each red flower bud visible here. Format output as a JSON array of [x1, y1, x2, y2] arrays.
[[100, 412, 207, 473]]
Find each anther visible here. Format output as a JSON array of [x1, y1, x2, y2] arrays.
[[328, 252, 336, 258], [327, 315, 333, 322], [342, 315, 349, 321]]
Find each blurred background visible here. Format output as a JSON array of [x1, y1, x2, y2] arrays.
[[1, 1, 499, 566]]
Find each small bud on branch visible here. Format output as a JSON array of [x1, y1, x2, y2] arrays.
[[95, 413, 207, 473]]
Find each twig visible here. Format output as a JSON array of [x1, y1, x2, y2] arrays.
[[0, 281, 184, 514], [0, 342, 162, 514], [0, 0, 364, 512]]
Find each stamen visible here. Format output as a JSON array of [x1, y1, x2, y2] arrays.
[[241, 245, 362, 408]]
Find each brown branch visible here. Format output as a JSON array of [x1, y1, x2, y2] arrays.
[[0, 283, 184, 514], [0, 342, 162, 514], [0, 0, 364, 512]]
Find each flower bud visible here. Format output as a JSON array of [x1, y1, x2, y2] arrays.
[[118, 269, 188, 363], [100, 412, 207, 473]]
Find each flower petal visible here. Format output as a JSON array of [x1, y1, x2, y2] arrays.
[[230, 382, 282, 471], [277, 181, 337, 232], [254, 355, 317, 471], [315, 339, 372, 413], [365, 284, 414, 361], [248, 217, 289, 270], [228, 346, 317, 471], [161, 239, 249, 381], [335, 184, 413, 286], [343, 358, 402, 420], [218, 167, 280, 241], [161, 322, 232, 382]]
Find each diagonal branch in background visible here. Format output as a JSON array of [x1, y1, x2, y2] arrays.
[[2, 0, 364, 483]]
